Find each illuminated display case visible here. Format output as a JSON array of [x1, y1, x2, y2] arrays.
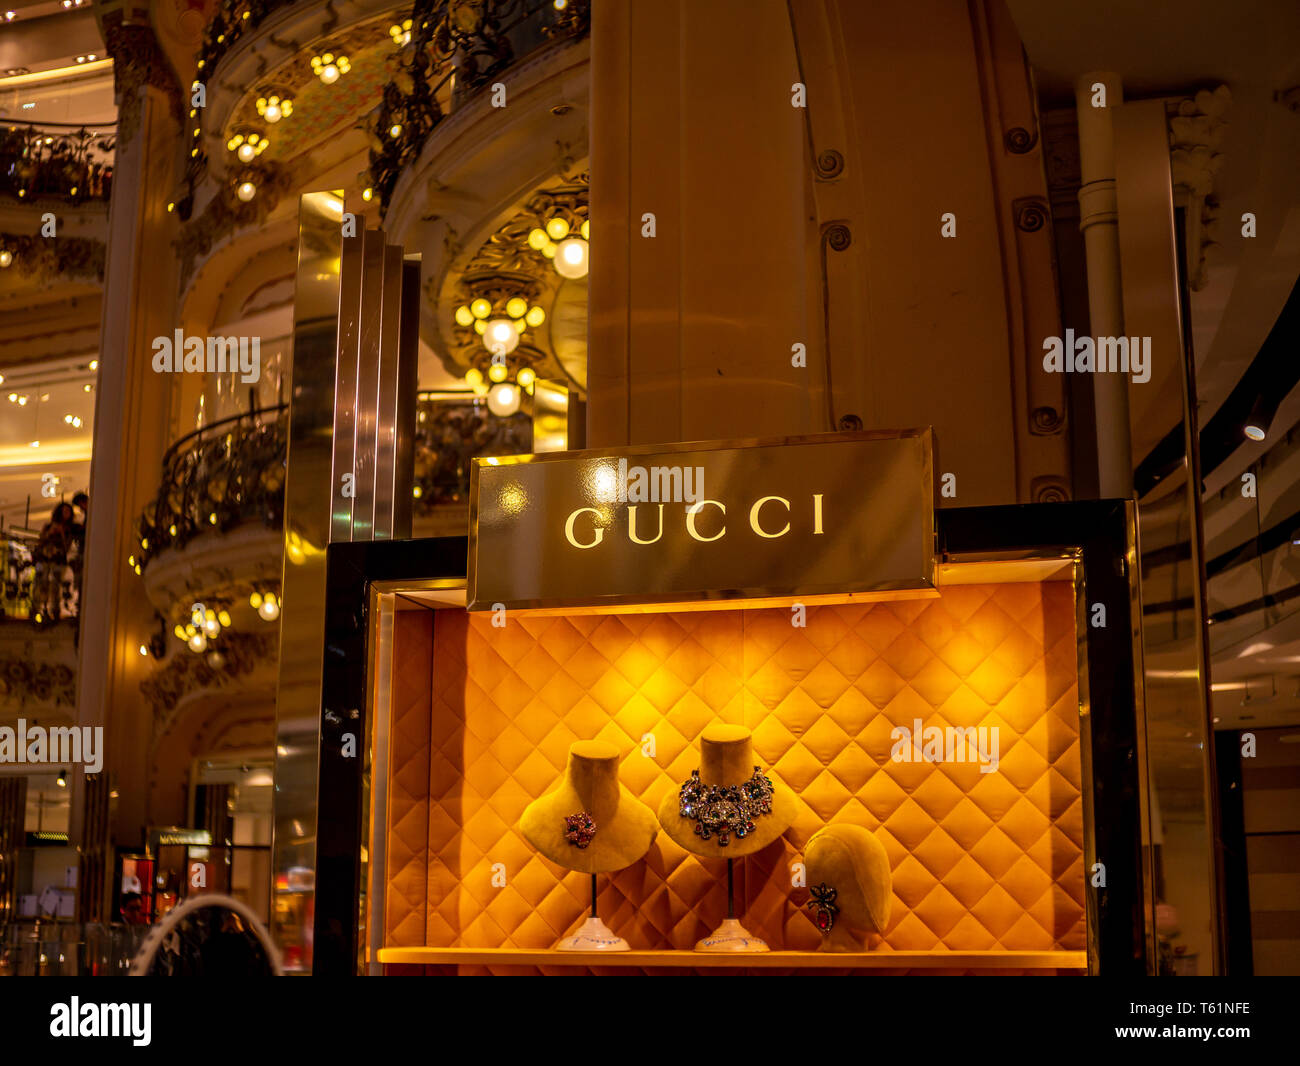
[[312, 442, 1147, 976]]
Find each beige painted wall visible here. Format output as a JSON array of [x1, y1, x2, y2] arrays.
[[588, 0, 1070, 507]]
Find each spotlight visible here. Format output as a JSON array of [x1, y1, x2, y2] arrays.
[[1244, 394, 1276, 442]]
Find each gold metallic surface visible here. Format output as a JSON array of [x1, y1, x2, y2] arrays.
[[531, 379, 571, 452], [375, 946, 1088, 970], [272, 190, 347, 955], [273, 196, 422, 968], [467, 430, 936, 611]]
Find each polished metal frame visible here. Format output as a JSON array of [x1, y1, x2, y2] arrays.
[[273, 194, 421, 973], [325, 501, 1146, 976], [467, 428, 936, 612]]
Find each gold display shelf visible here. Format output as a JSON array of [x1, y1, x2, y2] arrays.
[[377, 947, 1087, 970]]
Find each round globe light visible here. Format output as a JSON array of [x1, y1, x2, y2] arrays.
[[188, 632, 208, 653], [321, 63, 340, 84], [237, 142, 256, 163], [554, 236, 589, 279], [236, 181, 256, 202], [487, 382, 521, 418], [483, 318, 519, 356]]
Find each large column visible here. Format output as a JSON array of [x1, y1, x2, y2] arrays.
[[587, 0, 819, 446], [75, 10, 183, 881], [1075, 71, 1132, 499], [589, 0, 1070, 508]]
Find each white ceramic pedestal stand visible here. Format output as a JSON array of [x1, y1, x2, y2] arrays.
[[695, 858, 769, 952], [556, 874, 630, 951]]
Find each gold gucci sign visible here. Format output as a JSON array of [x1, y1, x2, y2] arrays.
[[468, 430, 935, 611]]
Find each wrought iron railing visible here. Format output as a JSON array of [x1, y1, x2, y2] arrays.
[[0, 121, 114, 204], [183, 0, 293, 187], [132, 395, 535, 565], [135, 406, 288, 570], [368, 0, 590, 211], [413, 393, 532, 507]]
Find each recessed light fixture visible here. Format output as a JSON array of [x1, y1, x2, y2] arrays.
[[1243, 394, 1276, 442]]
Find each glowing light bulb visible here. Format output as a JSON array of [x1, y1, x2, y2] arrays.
[[483, 318, 519, 356], [188, 632, 208, 653], [487, 383, 521, 417], [236, 181, 256, 202], [516, 367, 536, 390], [237, 142, 256, 163], [554, 236, 589, 279]]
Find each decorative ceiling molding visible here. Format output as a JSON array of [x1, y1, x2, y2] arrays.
[[175, 160, 295, 286], [440, 176, 588, 392], [143, 630, 278, 747], [1167, 85, 1230, 292], [101, 10, 185, 145], [0, 232, 106, 282]]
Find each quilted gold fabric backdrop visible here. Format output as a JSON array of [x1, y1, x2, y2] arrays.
[[383, 581, 1084, 955]]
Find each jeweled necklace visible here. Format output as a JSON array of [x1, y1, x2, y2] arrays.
[[677, 766, 775, 847]]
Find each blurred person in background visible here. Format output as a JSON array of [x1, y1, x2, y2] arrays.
[[32, 502, 74, 623]]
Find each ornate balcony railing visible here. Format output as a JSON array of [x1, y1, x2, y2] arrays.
[[368, 0, 590, 212], [0, 121, 114, 204], [413, 393, 532, 507], [135, 405, 288, 571], [132, 394, 537, 567]]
